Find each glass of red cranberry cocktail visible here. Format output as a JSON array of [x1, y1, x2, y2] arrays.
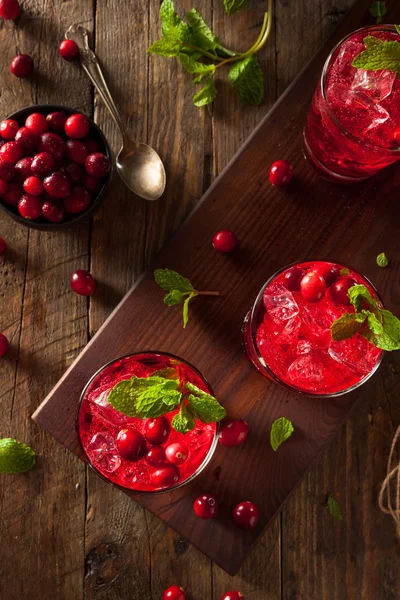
[[78, 352, 219, 493], [243, 261, 383, 397], [304, 26, 400, 182]]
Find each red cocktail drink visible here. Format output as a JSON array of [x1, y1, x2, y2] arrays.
[[78, 352, 217, 492], [304, 26, 400, 182], [243, 261, 383, 396]]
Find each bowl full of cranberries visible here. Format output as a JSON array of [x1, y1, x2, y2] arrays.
[[0, 104, 112, 230]]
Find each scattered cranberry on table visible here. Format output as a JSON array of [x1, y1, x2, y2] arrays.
[[0, 119, 19, 140], [145, 416, 170, 445], [165, 442, 188, 465], [219, 592, 244, 600], [116, 429, 147, 462], [232, 501, 259, 530], [145, 446, 166, 467], [23, 176, 43, 196], [150, 464, 180, 487], [65, 113, 90, 139], [10, 54, 34, 78], [85, 152, 110, 178], [0, 237, 7, 255], [330, 277, 357, 306], [213, 229, 237, 253], [0, 333, 9, 357], [18, 193, 42, 220], [59, 39, 80, 61], [269, 159, 293, 186], [162, 585, 186, 600], [0, 0, 20, 20], [218, 419, 249, 447], [26, 113, 48, 135], [300, 271, 327, 303], [193, 494, 219, 519], [70, 269, 96, 296]]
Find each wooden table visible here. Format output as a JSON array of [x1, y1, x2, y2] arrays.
[[1, 1, 399, 598]]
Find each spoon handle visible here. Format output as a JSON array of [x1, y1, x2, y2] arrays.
[[65, 25, 130, 143]]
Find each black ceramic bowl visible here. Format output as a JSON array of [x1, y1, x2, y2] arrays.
[[0, 104, 112, 231]]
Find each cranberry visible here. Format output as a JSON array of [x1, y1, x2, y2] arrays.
[[300, 271, 327, 303], [145, 446, 166, 467], [59, 39, 80, 61], [15, 127, 38, 151], [0, 142, 23, 164], [330, 277, 357, 306], [0, 0, 20, 20], [64, 186, 91, 214], [42, 200, 65, 223], [0, 119, 19, 140], [116, 429, 147, 462], [219, 592, 244, 600], [0, 161, 15, 181], [38, 132, 65, 161], [150, 465, 180, 488], [0, 180, 8, 195], [232, 501, 259, 530], [18, 193, 42, 220], [15, 157, 33, 181], [163, 585, 186, 600], [83, 174, 102, 192], [269, 160, 293, 186], [0, 237, 7, 255], [283, 266, 306, 292], [194, 494, 219, 519], [31, 152, 54, 177], [60, 163, 85, 183], [313, 263, 340, 287], [10, 54, 34, 78], [70, 269, 96, 296], [212, 229, 237, 253], [43, 171, 71, 198], [65, 113, 90, 139], [25, 113, 48, 135], [85, 152, 110, 179], [165, 442, 188, 465], [46, 111, 68, 133], [23, 176, 43, 196], [145, 416, 170, 445], [0, 333, 9, 357], [84, 138, 100, 154], [2, 182, 22, 206], [65, 139, 87, 164], [218, 419, 249, 447]]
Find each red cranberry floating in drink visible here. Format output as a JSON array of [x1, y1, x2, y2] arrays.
[[0, 119, 19, 140], [10, 54, 34, 78], [2, 182, 22, 206], [313, 263, 340, 287], [163, 585, 186, 600], [18, 194, 42, 220], [218, 419, 249, 447], [269, 160, 293, 186], [23, 176, 43, 196], [193, 494, 219, 519], [64, 186, 91, 214], [330, 277, 358, 306], [0, 161, 15, 181], [85, 152, 110, 178], [232, 501, 259, 530], [43, 171, 71, 198], [70, 269, 96, 296], [42, 200, 65, 223], [31, 152, 54, 177], [300, 271, 327, 303], [0, 141, 23, 164], [116, 429, 147, 462], [65, 114, 90, 139], [145, 416, 170, 445], [38, 132, 65, 161], [0, 0, 20, 20], [283, 266, 306, 292], [26, 113, 48, 135], [219, 592, 244, 600], [65, 139, 87, 164], [0, 180, 8, 196], [0, 237, 7, 255], [46, 111, 68, 133], [145, 446, 166, 467], [212, 229, 237, 253], [15, 126, 38, 151], [59, 39, 80, 61], [0, 333, 9, 357], [165, 442, 188, 465], [151, 465, 180, 488]]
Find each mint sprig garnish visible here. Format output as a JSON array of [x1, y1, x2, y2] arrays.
[[325, 492, 344, 520], [331, 284, 400, 351], [369, 1, 387, 24], [270, 417, 294, 451], [148, 0, 273, 107], [155, 268, 220, 328], [0, 438, 36, 473], [352, 31, 400, 75], [108, 371, 226, 434]]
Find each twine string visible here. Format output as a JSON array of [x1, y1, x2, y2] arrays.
[[379, 425, 400, 537]]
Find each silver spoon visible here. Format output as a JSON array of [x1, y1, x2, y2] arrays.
[[65, 25, 166, 202]]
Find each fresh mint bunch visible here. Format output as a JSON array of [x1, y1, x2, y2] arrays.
[[325, 492, 344, 520], [352, 30, 400, 74], [331, 284, 400, 351], [155, 268, 220, 328], [270, 417, 294, 451], [108, 371, 226, 434], [0, 438, 36, 473], [148, 0, 273, 107], [369, 1, 387, 23]]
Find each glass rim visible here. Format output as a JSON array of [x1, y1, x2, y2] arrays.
[[248, 260, 384, 398], [76, 350, 219, 495], [321, 24, 400, 154]]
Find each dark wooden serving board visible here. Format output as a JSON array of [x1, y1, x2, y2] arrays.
[[32, 0, 400, 576]]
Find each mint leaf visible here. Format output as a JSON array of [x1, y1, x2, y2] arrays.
[[186, 382, 227, 423], [352, 39, 400, 74], [348, 284, 378, 311], [376, 252, 389, 268], [108, 376, 181, 417], [369, 1, 386, 23], [330, 312, 367, 342], [164, 290, 185, 306], [135, 386, 182, 418], [153, 367, 179, 380], [172, 402, 196, 433], [193, 72, 211, 84], [160, 0, 192, 43], [183, 292, 196, 328], [148, 37, 181, 57], [326, 493, 343, 520], [363, 309, 400, 351], [179, 53, 216, 75], [396, 25, 400, 36], [229, 56, 264, 105], [193, 76, 217, 107], [186, 8, 220, 51], [155, 269, 194, 293], [0, 438, 36, 473], [270, 417, 294, 451], [364, 35, 384, 50], [224, 0, 249, 15]]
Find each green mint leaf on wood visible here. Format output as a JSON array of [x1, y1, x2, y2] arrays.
[[330, 312, 367, 342], [376, 252, 389, 268], [179, 53, 216, 75], [148, 37, 182, 57], [164, 290, 186, 306], [0, 438, 36, 473], [325, 493, 344, 520], [352, 38, 400, 75], [186, 8, 220, 51], [172, 402, 196, 434], [362, 309, 400, 351], [369, 1, 386, 23], [193, 76, 217, 107], [186, 382, 227, 423], [270, 417, 294, 451], [183, 292, 196, 328], [229, 56, 264, 106], [224, 0, 249, 15], [160, 0, 193, 43]]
